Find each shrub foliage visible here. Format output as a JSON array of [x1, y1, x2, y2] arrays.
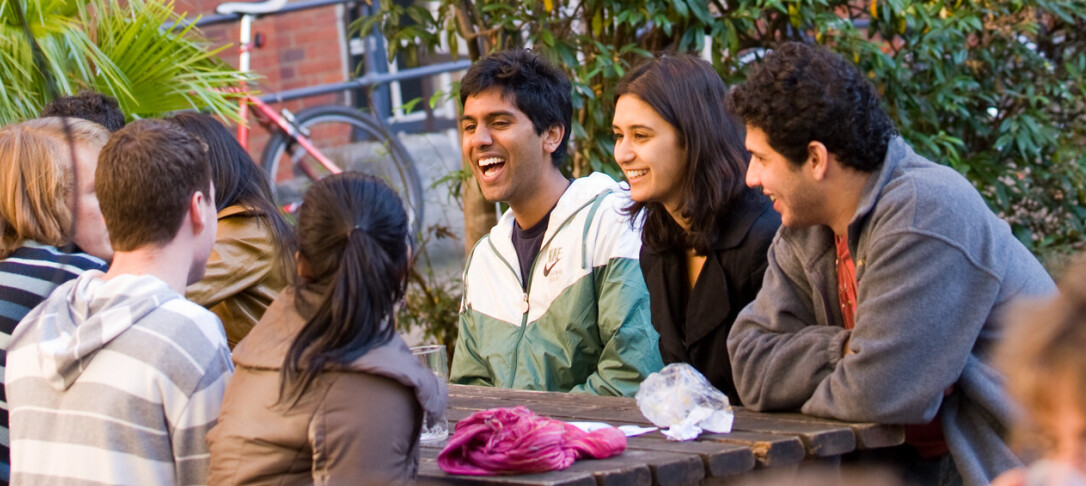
[[367, 0, 1085, 255]]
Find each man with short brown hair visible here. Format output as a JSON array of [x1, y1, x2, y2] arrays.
[[7, 119, 232, 485]]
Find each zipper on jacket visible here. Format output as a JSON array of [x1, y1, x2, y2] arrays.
[[497, 187, 612, 388], [506, 243, 544, 388]]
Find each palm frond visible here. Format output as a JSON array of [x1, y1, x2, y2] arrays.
[[0, 0, 251, 126]]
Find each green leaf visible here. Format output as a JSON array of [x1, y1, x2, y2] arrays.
[[401, 96, 423, 114], [540, 28, 554, 47]]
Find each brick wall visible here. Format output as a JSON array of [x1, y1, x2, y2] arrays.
[[173, 0, 350, 165]]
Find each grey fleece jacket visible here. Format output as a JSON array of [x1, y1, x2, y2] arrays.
[[727, 137, 1056, 486]]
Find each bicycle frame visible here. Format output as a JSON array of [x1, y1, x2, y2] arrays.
[[233, 12, 342, 177], [210, 0, 430, 230]]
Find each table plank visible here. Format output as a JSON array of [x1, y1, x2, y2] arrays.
[[418, 448, 601, 486], [625, 449, 705, 486], [419, 443, 700, 486], [418, 460, 596, 485], [732, 413, 855, 457], [695, 431, 805, 467], [733, 409, 904, 450], [626, 436, 756, 478]]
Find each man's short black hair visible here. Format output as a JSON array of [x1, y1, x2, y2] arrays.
[[726, 42, 896, 172], [42, 91, 126, 132], [460, 49, 572, 167]]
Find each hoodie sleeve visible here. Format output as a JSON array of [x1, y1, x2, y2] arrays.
[[171, 340, 233, 485], [571, 198, 663, 397], [450, 308, 495, 387], [727, 235, 849, 410], [450, 245, 496, 387]]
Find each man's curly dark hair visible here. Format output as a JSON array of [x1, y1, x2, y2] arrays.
[[42, 91, 126, 133], [726, 42, 896, 172]]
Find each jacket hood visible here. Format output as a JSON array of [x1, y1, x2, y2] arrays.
[[491, 172, 624, 246], [233, 287, 448, 415], [847, 137, 909, 236], [485, 172, 629, 279], [26, 271, 181, 391]]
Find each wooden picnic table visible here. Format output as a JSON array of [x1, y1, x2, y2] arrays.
[[417, 384, 905, 486]]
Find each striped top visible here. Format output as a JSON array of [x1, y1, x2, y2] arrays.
[[6, 272, 233, 486], [0, 241, 106, 485]]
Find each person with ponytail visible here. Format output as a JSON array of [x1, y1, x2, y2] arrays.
[[166, 112, 294, 348], [207, 172, 447, 485]]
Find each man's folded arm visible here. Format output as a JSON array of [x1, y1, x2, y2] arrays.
[[800, 233, 1002, 424], [728, 240, 848, 410]]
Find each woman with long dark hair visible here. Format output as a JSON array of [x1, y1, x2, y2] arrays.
[[207, 172, 446, 485], [611, 55, 780, 402], [166, 112, 294, 348]]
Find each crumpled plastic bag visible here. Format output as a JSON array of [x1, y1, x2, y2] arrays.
[[437, 406, 627, 475], [635, 363, 734, 441]]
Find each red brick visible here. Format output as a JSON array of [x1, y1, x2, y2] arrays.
[[279, 47, 306, 63]]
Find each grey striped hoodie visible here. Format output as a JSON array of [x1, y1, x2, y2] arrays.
[[6, 271, 233, 486]]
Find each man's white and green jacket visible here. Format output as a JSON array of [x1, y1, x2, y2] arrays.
[[451, 173, 664, 396]]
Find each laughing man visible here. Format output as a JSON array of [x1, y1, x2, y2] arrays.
[[450, 49, 663, 396]]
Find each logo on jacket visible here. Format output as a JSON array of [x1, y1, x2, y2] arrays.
[[542, 247, 562, 277]]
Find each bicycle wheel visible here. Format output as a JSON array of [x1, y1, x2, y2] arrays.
[[260, 105, 425, 235]]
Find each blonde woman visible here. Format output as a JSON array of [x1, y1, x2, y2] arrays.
[[0, 117, 112, 483]]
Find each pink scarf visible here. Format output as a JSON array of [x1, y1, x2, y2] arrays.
[[437, 406, 627, 475]]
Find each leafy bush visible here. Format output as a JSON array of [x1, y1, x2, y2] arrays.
[[368, 0, 1085, 257]]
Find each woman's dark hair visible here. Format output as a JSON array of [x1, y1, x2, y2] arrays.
[[616, 54, 750, 254], [164, 112, 294, 275], [725, 42, 897, 172], [460, 49, 572, 166], [278, 172, 410, 405]]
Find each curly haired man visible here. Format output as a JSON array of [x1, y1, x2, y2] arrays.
[[725, 42, 1055, 486]]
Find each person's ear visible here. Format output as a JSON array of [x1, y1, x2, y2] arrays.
[[807, 141, 830, 181], [542, 125, 564, 154], [189, 191, 210, 234]]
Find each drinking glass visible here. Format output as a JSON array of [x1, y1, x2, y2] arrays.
[[411, 344, 449, 443]]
